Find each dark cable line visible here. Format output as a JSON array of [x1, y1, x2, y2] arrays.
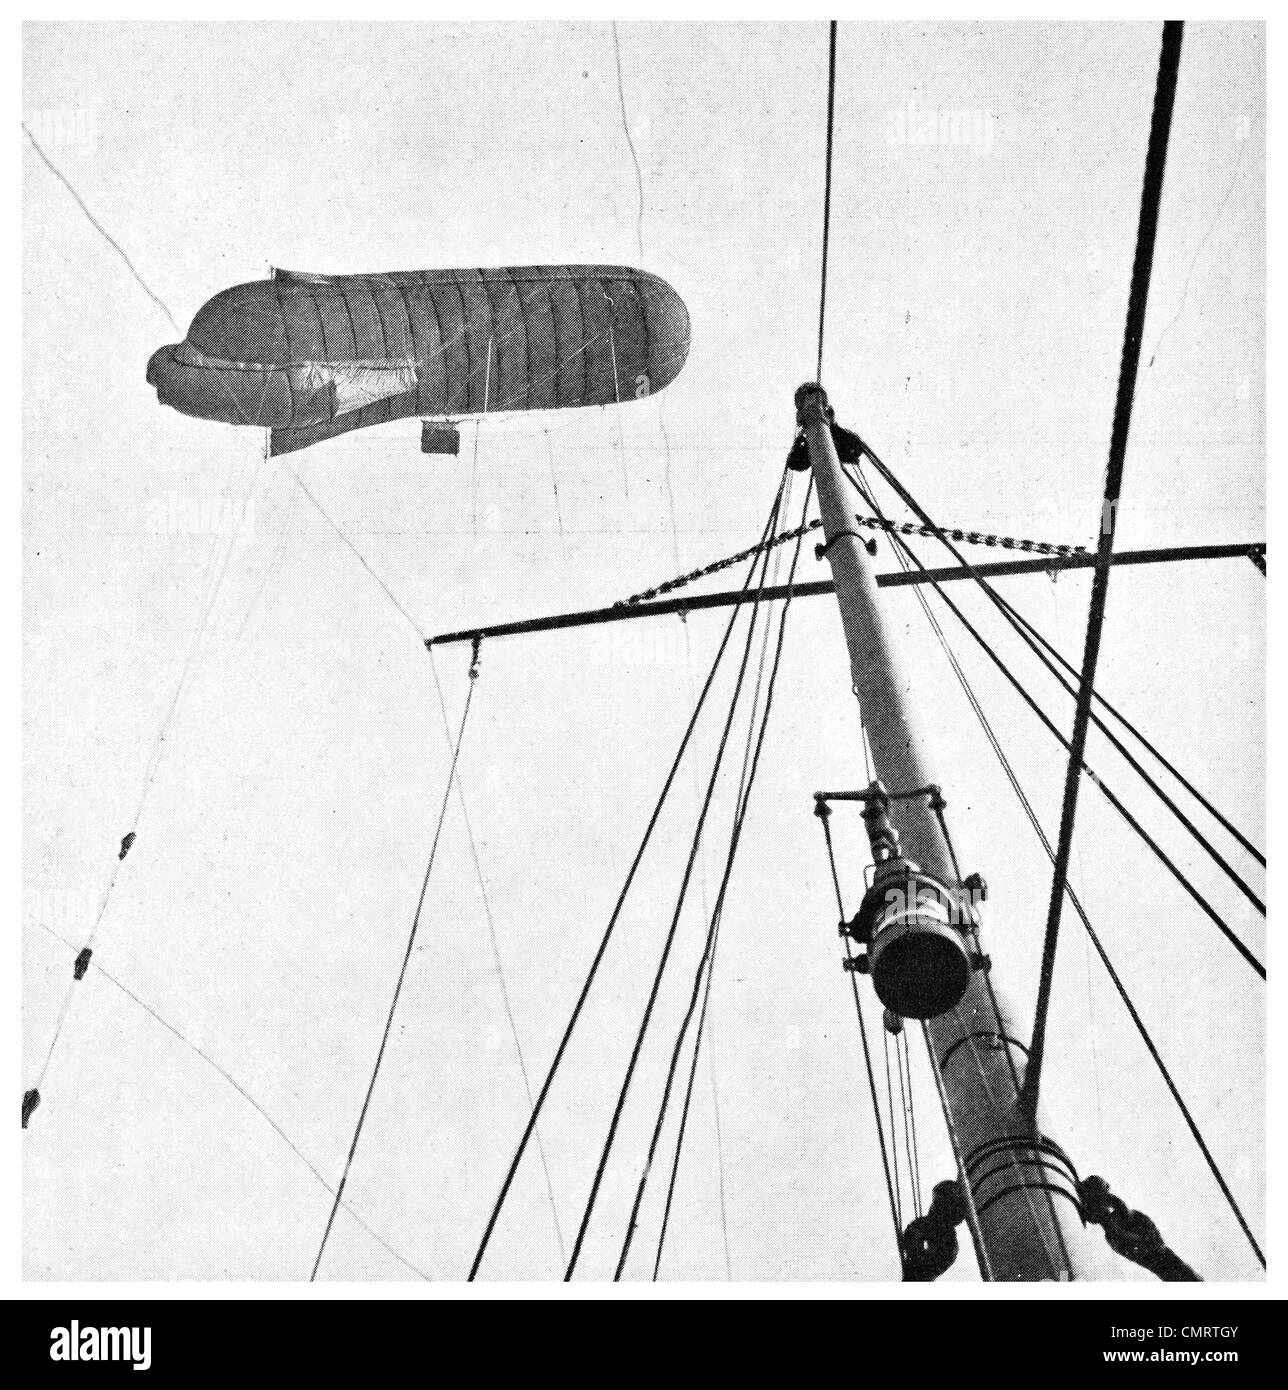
[[620, 482, 814, 1279], [850, 469, 1263, 1267], [568, 484, 789, 1280], [24, 123, 180, 332], [29, 917, 433, 1281], [646, 482, 793, 1278], [311, 655, 479, 1281], [982, 586, 1263, 915], [426, 648, 568, 1267], [873, 523, 1264, 1268], [1000, 599, 1264, 868], [911, 536, 1261, 978], [1024, 20, 1185, 1118], [816, 21, 838, 383], [646, 477, 794, 1277], [818, 815, 903, 1256], [467, 472, 789, 1279], [849, 454, 1263, 979], [901, 1029, 923, 1221], [27, 452, 269, 1107], [882, 1027, 903, 1230]]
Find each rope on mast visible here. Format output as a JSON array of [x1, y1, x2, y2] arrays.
[[618, 482, 816, 1279], [648, 479, 798, 1278], [1000, 599, 1265, 868], [567, 486, 790, 1280], [846, 451, 1264, 978], [310, 643, 481, 1281], [615, 515, 1086, 610], [24, 449, 270, 1127], [817, 20, 838, 382], [981, 586, 1264, 915], [816, 802, 905, 1264], [1023, 20, 1185, 1120], [848, 468, 1265, 1269], [467, 471, 790, 1280]]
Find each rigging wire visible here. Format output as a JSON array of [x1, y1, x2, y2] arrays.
[[849, 454, 1264, 979], [652, 477, 799, 1280], [23, 123, 180, 332], [620, 481, 814, 1279], [654, 472, 797, 1278], [568, 482, 790, 1280], [28, 917, 433, 1281], [854, 491, 1265, 1269], [898, 1029, 923, 1221], [426, 648, 568, 1267], [1002, 598, 1264, 868], [846, 462, 1257, 1270], [981, 588, 1263, 914], [310, 651, 479, 1281], [467, 471, 790, 1279], [816, 20, 838, 383], [26, 449, 269, 1109], [816, 807, 904, 1262], [1024, 20, 1185, 1119]]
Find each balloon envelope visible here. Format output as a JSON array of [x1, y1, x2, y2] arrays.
[[146, 265, 691, 455]]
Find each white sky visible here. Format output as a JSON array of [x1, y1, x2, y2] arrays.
[[20, 18, 1268, 1285]]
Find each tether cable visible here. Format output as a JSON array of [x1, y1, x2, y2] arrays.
[[817, 21, 838, 382], [310, 651, 479, 1280]]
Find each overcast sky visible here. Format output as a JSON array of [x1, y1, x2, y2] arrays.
[[21, 19, 1267, 1284]]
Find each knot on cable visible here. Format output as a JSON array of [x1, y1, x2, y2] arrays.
[[1078, 1175, 1201, 1281], [468, 636, 482, 681], [901, 1178, 966, 1281], [22, 1089, 40, 1129]]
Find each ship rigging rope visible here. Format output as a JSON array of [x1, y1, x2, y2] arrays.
[[848, 449, 1264, 978], [467, 469, 791, 1280], [1025, 20, 1186, 1121], [856, 460, 1265, 980], [29, 916, 432, 1280], [24, 449, 269, 1123], [849, 463, 1265, 920], [649, 474, 796, 1279], [567, 482, 794, 1280], [617, 480, 815, 1280], [615, 515, 1085, 610], [427, 648, 568, 1267], [846, 461, 1263, 1269], [999, 600, 1264, 868], [982, 587, 1263, 914], [816, 804, 906, 1265], [817, 20, 838, 382], [310, 646, 480, 1281], [858, 488, 1265, 1269]]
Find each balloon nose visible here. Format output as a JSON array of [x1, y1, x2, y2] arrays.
[[146, 345, 170, 389]]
